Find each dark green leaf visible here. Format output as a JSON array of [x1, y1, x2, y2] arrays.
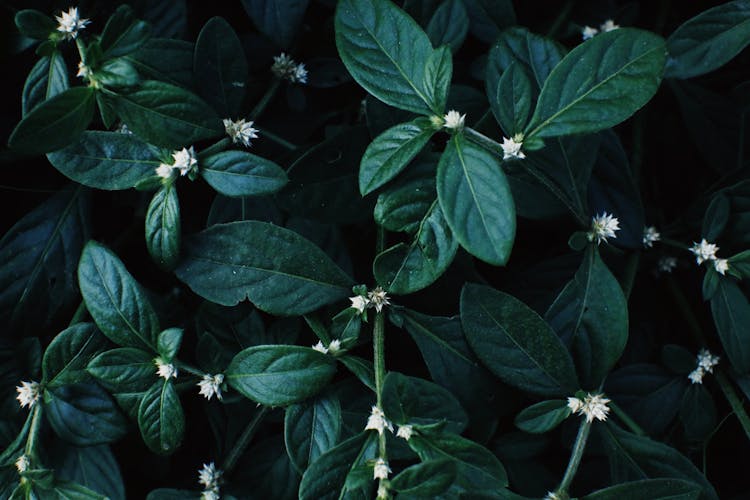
[[15, 9, 56, 39], [53, 445, 126, 500], [175, 221, 353, 315], [426, 0, 469, 52], [374, 159, 436, 233], [338, 356, 375, 391], [97, 58, 141, 90], [680, 385, 717, 442], [78, 241, 160, 351], [43, 481, 109, 499], [201, 151, 288, 197], [22, 52, 69, 116], [100, 5, 151, 58], [710, 278, 750, 374], [703, 193, 731, 242], [125, 39, 194, 88], [583, 479, 701, 500], [137, 380, 184, 455], [87, 347, 155, 393], [486, 61, 533, 136], [285, 392, 342, 473], [235, 436, 300, 500], [156, 328, 183, 361], [462, 0, 516, 44], [391, 459, 457, 496], [43, 323, 108, 388], [424, 45, 453, 115], [9, 87, 95, 154], [241, 0, 310, 49], [437, 134, 516, 265], [514, 400, 570, 434], [145, 184, 181, 270], [227, 345, 337, 406], [146, 490, 200, 500], [487, 27, 566, 92]]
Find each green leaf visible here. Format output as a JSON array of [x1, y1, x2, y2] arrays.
[[9, 87, 95, 154], [227, 345, 337, 406], [241, 0, 310, 49], [374, 159, 436, 233], [43, 481, 109, 499], [156, 328, 183, 361], [437, 134, 516, 265], [391, 459, 457, 497], [145, 184, 181, 270], [175, 221, 353, 315], [15, 9, 56, 39], [486, 61, 533, 136], [100, 5, 151, 58], [125, 39, 194, 88], [146, 490, 200, 500], [201, 151, 288, 197], [680, 385, 717, 442], [461, 284, 579, 397], [284, 392, 342, 473], [359, 118, 436, 195], [583, 479, 701, 500], [43, 323, 108, 388], [338, 355, 375, 391], [424, 45, 453, 115], [514, 399, 570, 434], [462, 0, 516, 44], [87, 347, 155, 393], [96, 58, 141, 90], [194, 17, 247, 116], [545, 246, 629, 389], [22, 52, 69, 116], [525, 29, 666, 139], [382, 371, 468, 433], [710, 278, 750, 374], [336, 0, 444, 115], [78, 241, 160, 351], [665, 0, 750, 79], [114, 80, 222, 149], [426, 0, 469, 52], [53, 445, 126, 500], [45, 382, 128, 446], [137, 380, 184, 455]]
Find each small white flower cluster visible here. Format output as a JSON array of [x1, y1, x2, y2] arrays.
[[373, 457, 391, 480], [689, 238, 729, 275], [365, 405, 394, 435], [657, 256, 678, 274], [642, 226, 661, 248], [312, 339, 342, 355], [587, 212, 620, 245], [581, 19, 619, 41], [349, 287, 391, 314], [544, 492, 564, 500], [272, 53, 308, 84], [76, 61, 92, 80], [396, 424, 413, 441], [443, 110, 466, 132], [223, 118, 259, 148], [198, 373, 224, 401], [56, 7, 90, 40], [567, 393, 611, 423], [16, 381, 41, 409], [156, 146, 199, 180], [198, 462, 222, 500], [688, 349, 720, 384], [15, 455, 30, 473], [501, 134, 525, 160], [155, 357, 178, 380]]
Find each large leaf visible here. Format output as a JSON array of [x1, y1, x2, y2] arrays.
[[87, 347, 155, 394], [22, 52, 69, 116], [665, 0, 750, 79], [200, 151, 288, 197], [227, 345, 337, 406], [125, 39, 194, 88], [100, 4, 151, 58], [174, 221, 353, 315], [426, 0, 469, 52], [462, 0, 516, 44], [114, 80, 222, 149], [545, 246, 629, 389], [710, 278, 750, 374], [78, 241, 160, 351], [583, 479, 701, 500], [373, 159, 436, 233], [241, 0, 310, 49], [194, 17, 247, 116], [285, 392, 342, 473], [9, 87, 95, 154], [145, 184, 181, 271], [461, 284, 579, 397], [336, 0, 446, 115], [486, 60, 533, 136], [43, 323, 108, 388], [391, 459, 457, 497], [53, 445, 126, 500], [137, 380, 184, 455], [437, 134, 515, 265], [47, 131, 161, 190], [0, 187, 89, 335], [525, 29, 666, 139]]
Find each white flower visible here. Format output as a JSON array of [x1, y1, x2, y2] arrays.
[[171, 146, 198, 177], [714, 258, 729, 275], [312, 341, 328, 354], [501, 134, 526, 160], [657, 256, 678, 273], [15, 455, 29, 473], [443, 110, 466, 131], [198, 462, 222, 492], [116, 123, 132, 135], [15, 381, 40, 409], [328, 339, 342, 354], [600, 19, 620, 32], [155, 357, 177, 380], [272, 53, 307, 84], [155, 163, 174, 179], [688, 368, 705, 384], [544, 492, 564, 500], [349, 295, 369, 314], [365, 405, 393, 435], [376, 483, 389, 500], [588, 212, 620, 244], [697, 349, 720, 373], [642, 226, 660, 248], [690, 239, 719, 264], [568, 393, 611, 423], [198, 373, 224, 401], [367, 287, 391, 313], [201, 492, 220, 500], [223, 118, 259, 148], [373, 458, 391, 480], [396, 424, 413, 441], [581, 26, 599, 40], [56, 7, 90, 40], [76, 61, 91, 79]]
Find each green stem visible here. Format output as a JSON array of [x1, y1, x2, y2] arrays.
[[547, 0, 575, 38], [259, 128, 298, 150], [556, 418, 592, 496], [716, 371, 750, 442], [68, 301, 88, 327], [75, 38, 87, 62], [174, 360, 205, 377], [222, 406, 268, 475], [610, 401, 646, 436], [24, 404, 43, 460], [372, 310, 388, 494], [621, 251, 641, 300], [250, 78, 282, 122]]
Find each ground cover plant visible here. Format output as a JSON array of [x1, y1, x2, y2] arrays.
[[2, 0, 750, 498]]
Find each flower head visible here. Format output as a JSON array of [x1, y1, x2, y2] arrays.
[[657, 256, 678, 274], [328, 339, 342, 354], [600, 19, 620, 32], [365, 405, 393, 435], [223, 118, 259, 148], [688, 368, 705, 384], [16, 381, 40, 409], [349, 295, 368, 314], [201, 492, 220, 500], [544, 492, 565, 500], [396, 424, 413, 441], [272, 53, 307, 84], [566, 396, 584, 414], [714, 258, 729, 275], [377, 483, 389, 500], [155, 163, 174, 179], [642, 226, 661, 248], [198, 462, 222, 498], [697, 349, 720, 373], [312, 341, 328, 354], [690, 239, 719, 265], [588, 212, 620, 244], [501, 134, 526, 160], [171, 146, 198, 177], [582, 26, 599, 40], [198, 373, 224, 401], [443, 110, 466, 131], [373, 458, 391, 480], [15, 455, 30, 473], [155, 357, 177, 380], [367, 287, 391, 313], [76, 61, 92, 79], [568, 393, 611, 423], [56, 7, 90, 40]]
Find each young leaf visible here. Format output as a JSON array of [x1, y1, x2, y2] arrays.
[[461, 284, 579, 397], [486, 61, 533, 136], [390, 459, 457, 497], [545, 246, 629, 389], [426, 0, 469, 52], [175, 221, 353, 315], [145, 184, 181, 270], [437, 134, 516, 266], [22, 52, 69, 116], [138, 380, 184, 455], [200, 151, 288, 197], [100, 4, 151, 58], [9, 87, 95, 154], [284, 392, 342, 473], [226, 345, 337, 406], [241, 0, 310, 49], [710, 278, 750, 374], [525, 29, 666, 139], [514, 400, 570, 434], [43, 323, 108, 389], [78, 241, 161, 351], [665, 0, 750, 79], [156, 328, 183, 361]]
